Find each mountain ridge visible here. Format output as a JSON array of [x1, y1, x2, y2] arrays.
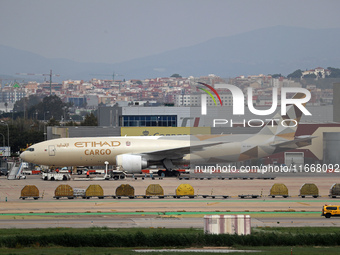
[[1, 25, 340, 80]]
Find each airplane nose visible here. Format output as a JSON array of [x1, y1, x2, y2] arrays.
[[20, 151, 27, 161]]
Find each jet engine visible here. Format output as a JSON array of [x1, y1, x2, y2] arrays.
[[116, 154, 147, 173]]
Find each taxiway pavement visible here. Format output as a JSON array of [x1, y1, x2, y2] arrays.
[[0, 173, 339, 228]]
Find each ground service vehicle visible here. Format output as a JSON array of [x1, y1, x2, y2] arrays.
[[0, 168, 8, 176], [322, 205, 340, 218]]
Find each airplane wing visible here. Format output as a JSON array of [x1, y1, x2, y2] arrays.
[[140, 141, 224, 161], [271, 136, 315, 149]]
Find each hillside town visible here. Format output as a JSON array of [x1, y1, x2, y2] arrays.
[[0, 67, 337, 118]]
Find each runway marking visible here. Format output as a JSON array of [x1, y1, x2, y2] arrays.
[[0, 211, 322, 217], [206, 202, 220, 206], [297, 202, 311, 206]]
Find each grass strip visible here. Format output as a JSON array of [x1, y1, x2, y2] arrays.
[[0, 227, 340, 248]]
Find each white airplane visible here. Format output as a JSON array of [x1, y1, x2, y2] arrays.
[[20, 93, 313, 176]]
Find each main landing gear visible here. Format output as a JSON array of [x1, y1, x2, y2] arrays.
[[157, 169, 180, 177], [159, 159, 180, 177]]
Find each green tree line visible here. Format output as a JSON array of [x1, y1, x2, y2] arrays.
[[282, 67, 340, 89], [0, 95, 98, 154], [287, 67, 340, 79]]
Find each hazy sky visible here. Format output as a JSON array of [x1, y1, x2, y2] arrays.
[[1, 0, 340, 64]]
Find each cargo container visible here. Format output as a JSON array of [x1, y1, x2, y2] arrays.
[[299, 183, 319, 198], [85, 184, 104, 199], [116, 184, 135, 198], [175, 184, 195, 198], [270, 183, 289, 198], [329, 183, 340, 198], [145, 184, 164, 196], [20, 185, 39, 200], [54, 184, 74, 199]]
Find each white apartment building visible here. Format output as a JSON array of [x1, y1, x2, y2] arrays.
[[174, 93, 233, 107], [302, 67, 331, 78]]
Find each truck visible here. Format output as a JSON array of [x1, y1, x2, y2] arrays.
[[75, 167, 104, 175], [321, 205, 340, 218]]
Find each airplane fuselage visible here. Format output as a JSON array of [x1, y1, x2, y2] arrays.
[[21, 136, 191, 167], [20, 134, 284, 173]]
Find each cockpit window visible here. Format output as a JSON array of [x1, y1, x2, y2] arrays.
[[26, 148, 34, 152]]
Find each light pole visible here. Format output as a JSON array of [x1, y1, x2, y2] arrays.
[[44, 111, 50, 141], [0, 121, 9, 148], [0, 133, 5, 146], [44, 111, 50, 122]]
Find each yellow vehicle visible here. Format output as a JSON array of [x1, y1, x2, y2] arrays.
[[322, 205, 340, 218]]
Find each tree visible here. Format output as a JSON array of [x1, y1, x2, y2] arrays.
[[327, 67, 340, 78], [12, 95, 70, 121], [287, 69, 303, 79], [40, 95, 68, 121], [0, 118, 44, 155], [270, 73, 282, 78], [171, 74, 182, 78], [65, 120, 78, 126], [33, 95, 70, 121], [70, 115, 83, 121], [47, 118, 60, 126], [13, 95, 41, 114], [81, 113, 98, 126]]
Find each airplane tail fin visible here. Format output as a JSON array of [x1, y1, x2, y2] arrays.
[[257, 92, 307, 140]]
